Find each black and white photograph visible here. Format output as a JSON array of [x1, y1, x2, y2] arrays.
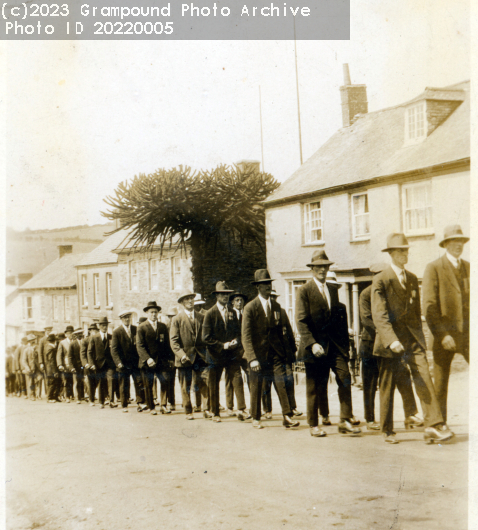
[[2, 0, 475, 528]]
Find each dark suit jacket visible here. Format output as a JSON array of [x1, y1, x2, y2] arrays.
[[242, 296, 288, 364], [170, 310, 206, 368], [423, 255, 470, 342], [229, 308, 245, 358], [280, 308, 297, 364], [37, 336, 48, 368], [87, 333, 115, 370], [111, 325, 138, 370], [296, 280, 349, 363], [67, 339, 83, 372], [56, 339, 71, 369], [45, 341, 58, 376], [359, 285, 375, 342], [80, 336, 90, 367], [371, 265, 426, 358], [136, 320, 173, 369], [202, 304, 242, 365]]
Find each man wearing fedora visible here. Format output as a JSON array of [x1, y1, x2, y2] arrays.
[[225, 291, 251, 417], [111, 310, 145, 413], [162, 306, 179, 411], [359, 263, 421, 431], [57, 328, 74, 403], [13, 338, 28, 398], [372, 233, 453, 444], [21, 334, 38, 400], [68, 328, 85, 404], [137, 301, 174, 415], [296, 251, 359, 438], [202, 282, 247, 422], [45, 333, 62, 402], [37, 324, 53, 396], [242, 270, 300, 430], [194, 294, 207, 316], [88, 317, 117, 409], [423, 225, 470, 422], [170, 289, 210, 420], [81, 323, 99, 404]]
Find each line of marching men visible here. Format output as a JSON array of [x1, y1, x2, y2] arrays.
[[6, 225, 469, 445]]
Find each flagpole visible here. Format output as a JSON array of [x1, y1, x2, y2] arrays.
[[259, 85, 265, 172], [294, 17, 303, 165]]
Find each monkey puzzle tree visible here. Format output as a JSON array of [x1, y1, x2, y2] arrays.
[[102, 163, 280, 300]]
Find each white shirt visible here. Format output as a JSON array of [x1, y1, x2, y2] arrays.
[[216, 302, 228, 323], [313, 277, 331, 308], [100, 331, 108, 341], [148, 319, 157, 331], [184, 309, 195, 321], [258, 294, 271, 315], [234, 308, 242, 319], [390, 263, 407, 288], [446, 251, 460, 269], [122, 324, 131, 336]]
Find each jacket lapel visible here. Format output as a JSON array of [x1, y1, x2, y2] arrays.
[[310, 280, 329, 313], [184, 311, 194, 335], [441, 255, 461, 293], [385, 266, 407, 301]]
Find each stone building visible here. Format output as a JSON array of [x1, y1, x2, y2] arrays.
[[264, 71, 470, 348]]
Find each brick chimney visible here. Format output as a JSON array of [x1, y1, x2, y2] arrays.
[[340, 64, 368, 127], [58, 245, 73, 259]]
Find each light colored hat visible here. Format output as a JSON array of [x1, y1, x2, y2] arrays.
[[382, 233, 409, 252], [251, 270, 275, 285], [27, 333, 36, 342], [73, 328, 83, 336], [194, 293, 206, 305], [212, 281, 234, 294], [178, 289, 196, 303], [439, 224, 469, 248], [306, 250, 334, 267], [326, 271, 342, 288], [270, 289, 279, 297], [118, 309, 134, 319], [165, 306, 178, 317], [369, 262, 387, 274]]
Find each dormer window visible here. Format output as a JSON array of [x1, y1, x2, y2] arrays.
[[405, 101, 427, 144]]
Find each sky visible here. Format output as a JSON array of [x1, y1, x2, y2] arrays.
[[5, 0, 470, 231]]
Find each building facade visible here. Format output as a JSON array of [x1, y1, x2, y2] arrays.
[[264, 75, 470, 349]]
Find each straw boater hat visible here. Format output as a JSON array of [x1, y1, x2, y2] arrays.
[[381, 233, 410, 253], [251, 269, 275, 285], [73, 328, 83, 336], [118, 309, 134, 319], [369, 262, 387, 274], [326, 271, 342, 288], [88, 323, 99, 331], [194, 293, 206, 305], [306, 250, 334, 267], [439, 224, 469, 248], [212, 281, 234, 294], [177, 289, 196, 303], [165, 306, 178, 317], [143, 301, 161, 312], [229, 291, 248, 302]]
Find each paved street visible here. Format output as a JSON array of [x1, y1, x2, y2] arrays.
[[6, 368, 468, 530]]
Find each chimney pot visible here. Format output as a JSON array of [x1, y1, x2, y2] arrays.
[[58, 245, 73, 259], [343, 63, 351, 85], [340, 65, 368, 127]]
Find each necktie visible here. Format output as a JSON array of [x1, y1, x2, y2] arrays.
[[319, 283, 329, 308], [265, 301, 271, 319], [126, 327, 131, 338], [399, 270, 406, 289]]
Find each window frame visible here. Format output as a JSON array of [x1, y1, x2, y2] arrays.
[[402, 180, 434, 236], [129, 261, 139, 291], [81, 274, 88, 308], [351, 192, 370, 241], [105, 272, 113, 308], [52, 294, 59, 322], [405, 101, 427, 145], [286, 280, 307, 334], [303, 201, 324, 245], [23, 296, 33, 320], [170, 257, 182, 291], [64, 295, 71, 322], [93, 273, 100, 308], [149, 258, 160, 291]]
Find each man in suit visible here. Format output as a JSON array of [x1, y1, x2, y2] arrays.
[[225, 292, 251, 418], [57, 330, 74, 402], [111, 309, 145, 413], [170, 290, 210, 420], [87, 316, 117, 409], [242, 270, 300, 430], [203, 282, 248, 423], [14, 338, 27, 398], [21, 334, 38, 400], [296, 251, 359, 438], [372, 233, 453, 444], [423, 225, 470, 422], [359, 263, 422, 431], [194, 294, 207, 316], [45, 333, 62, 402], [81, 323, 98, 404], [162, 306, 179, 411], [37, 324, 53, 397], [137, 301, 174, 415], [68, 328, 85, 404]]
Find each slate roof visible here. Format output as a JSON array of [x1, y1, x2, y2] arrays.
[[76, 229, 130, 266], [266, 81, 470, 205], [20, 253, 87, 291]]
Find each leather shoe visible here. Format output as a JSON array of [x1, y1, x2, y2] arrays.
[[137, 404, 148, 412], [321, 416, 332, 426], [122, 408, 129, 413], [283, 415, 300, 428], [240, 410, 251, 420], [310, 426, 327, 437], [350, 416, 361, 426], [160, 406, 171, 414], [384, 433, 399, 444], [237, 411, 245, 421], [292, 409, 303, 417], [264, 412, 272, 420], [405, 415, 424, 429], [424, 425, 454, 444], [193, 406, 201, 413], [252, 420, 264, 429], [213, 415, 222, 423], [338, 420, 361, 435], [203, 411, 214, 419], [219, 404, 225, 411], [186, 414, 194, 420], [226, 409, 237, 417], [366, 421, 380, 431], [150, 409, 158, 415], [109, 402, 118, 409], [170, 405, 176, 411]]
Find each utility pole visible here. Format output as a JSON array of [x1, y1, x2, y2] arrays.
[[294, 18, 303, 165]]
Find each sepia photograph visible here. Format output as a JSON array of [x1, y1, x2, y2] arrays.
[[2, 0, 473, 528]]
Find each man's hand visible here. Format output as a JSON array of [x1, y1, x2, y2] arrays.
[[85, 363, 90, 369], [250, 360, 261, 372], [89, 365, 96, 372], [223, 342, 230, 350], [181, 355, 188, 364], [117, 363, 124, 369], [390, 341, 405, 354], [71, 368, 76, 373], [311, 343, 325, 356], [147, 358, 156, 368], [22, 370, 28, 375], [229, 339, 238, 349], [40, 364, 45, 370], [58, 365, 64, 372], [441, 335, 456, 351]]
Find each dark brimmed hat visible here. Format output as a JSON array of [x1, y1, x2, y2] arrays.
[[382, 233, 409, 252], [212, 281, 234, 294], [251, 269, 275, 285], [369, 262, 387, 274], [307, 251, 334, 267], [97, 316, 109, 325], [143, 301, 161, 312], [138, 317, 147, 323], [229, 291, 248, 302], [57, 332, 66, 340], [118, 309, 134, 319], [177, 289, 196, 303], [27, 333, 36, 342], [21, 336, 28, 343], [165, 306, 178, 317], [439, 224, 469, 248], [47, 333, 56, 341], [88, 323, 99, 331], [65, 325, 74, 333]]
